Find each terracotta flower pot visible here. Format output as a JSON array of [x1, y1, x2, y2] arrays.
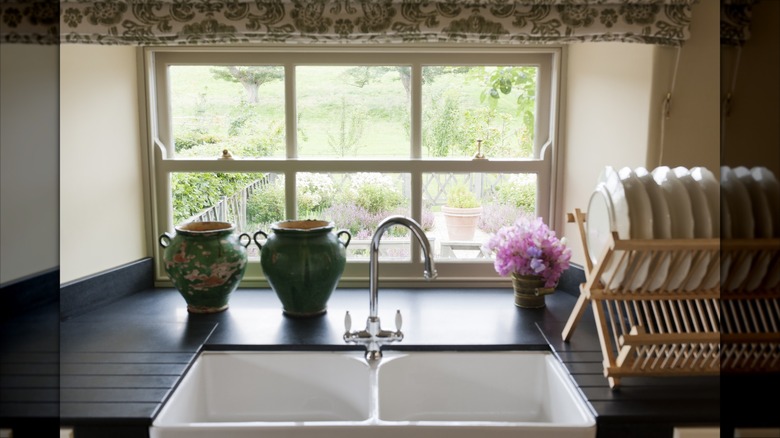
[[442, 205, 483, 241]]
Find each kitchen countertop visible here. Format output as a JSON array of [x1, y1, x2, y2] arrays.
[[16, 258, 775, 437], [55, 280, 724, 438]]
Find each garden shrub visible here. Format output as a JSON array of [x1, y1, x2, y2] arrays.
[[348, 173, 403, 215], [490, 174, 536, 214], [446, 183, 480, 208], [297, 173, 335, 217], [174, 130, 221, 153], [172, 172, 256, 225], [246, 181, 285, 228]]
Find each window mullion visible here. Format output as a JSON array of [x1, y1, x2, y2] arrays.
[[285, 63, 297, 159], [285, 63, 298, 218], [410, 171, 422, 263], [410, 62, 422, 159]]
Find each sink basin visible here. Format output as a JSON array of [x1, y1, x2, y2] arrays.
[[151, 350, 595, 438], [379, 351, 592, 425]]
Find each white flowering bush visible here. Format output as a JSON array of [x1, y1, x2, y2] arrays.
[[347, 173, 403, 214], [298, 173, 335, 214]]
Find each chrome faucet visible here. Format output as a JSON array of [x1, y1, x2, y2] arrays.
[[344, 215, 437, 361]]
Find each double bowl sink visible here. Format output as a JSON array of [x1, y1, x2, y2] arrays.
[[150, 350, 596, 438]]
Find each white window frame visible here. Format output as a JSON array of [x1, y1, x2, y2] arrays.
[[142, 45, 563, 288]]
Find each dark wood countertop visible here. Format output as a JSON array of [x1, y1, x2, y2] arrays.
[[57, 285, 722, 438], [8, 260, 776, 437]]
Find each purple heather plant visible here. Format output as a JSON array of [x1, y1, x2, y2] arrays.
[[478, 203, 527, 234], [483, 216, 572, 288]]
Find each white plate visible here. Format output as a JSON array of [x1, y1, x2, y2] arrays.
[[602, 167, 632, 288], [635, 167, 671, 291], [743, 252, 772, 292], [764, 253, 780, 290], [673, 167, 713, 291], [722, 166, 754, 239], [587, 184, 625, 286], [601, 166, 631, 242], [721, 190, 732, 239], [652, 166, 694, 290], [734, 166, 773, 238], [721, 166, 754, 290], [586, 183, 613, 266], [689, 167, 720, 238], [618, 167, 653, 290], [719, 194, 733, 288], [750, 166, 780, 238], [734, 166, 774, 291], [674, 167, 713, 239]]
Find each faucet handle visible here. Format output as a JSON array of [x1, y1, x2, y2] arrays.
[[395, 309, 402, 332], [344, 311, 352, 332]]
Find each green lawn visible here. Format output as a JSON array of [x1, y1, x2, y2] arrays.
[[169, 64, 533, 158]]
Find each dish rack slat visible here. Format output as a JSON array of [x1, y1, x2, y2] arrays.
[[563, 209, 780, 388]]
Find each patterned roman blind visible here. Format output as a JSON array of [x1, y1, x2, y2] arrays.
[[720, 0, 758, 46], [1, 0, 700, 46]]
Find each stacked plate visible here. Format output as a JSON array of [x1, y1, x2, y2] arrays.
[[721, 166, 780, 291], [586, 165, 722, 291]]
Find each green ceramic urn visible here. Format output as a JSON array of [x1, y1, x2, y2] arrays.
[[159, 221, 251, 313], [254, 220, 351, 317]]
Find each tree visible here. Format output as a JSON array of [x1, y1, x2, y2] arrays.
[[472, 66, 536, 119], [327, 97, 366, 157], [211, 66, 283, 104], [343, 66, 445, 101]]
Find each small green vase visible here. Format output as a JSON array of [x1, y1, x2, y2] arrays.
[[159, 221, 251, 313], [254, 220, 351, 317], [511, 274, 556, 308]]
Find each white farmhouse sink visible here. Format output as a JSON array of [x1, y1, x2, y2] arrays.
[[150, 350, 596, 438]]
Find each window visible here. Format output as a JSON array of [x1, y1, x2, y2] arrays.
[[145, 47, 561, 287]]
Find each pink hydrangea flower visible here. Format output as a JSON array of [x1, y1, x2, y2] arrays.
[[482, 216, 572, 288]]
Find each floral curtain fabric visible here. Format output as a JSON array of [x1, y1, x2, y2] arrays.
[[1, 0, 699, 46], [720, 0, 758, 46]]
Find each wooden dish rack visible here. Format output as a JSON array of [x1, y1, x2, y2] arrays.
[[562, 209, 780, 389]]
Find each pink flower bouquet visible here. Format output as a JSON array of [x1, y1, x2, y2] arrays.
[[483, 216, 572, 288]]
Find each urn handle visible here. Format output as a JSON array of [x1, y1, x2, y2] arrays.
[[336, 229, 351, 248], [253, 230, 268, 249], [238, 233, 252, 248], [159, 232, 173, 248]]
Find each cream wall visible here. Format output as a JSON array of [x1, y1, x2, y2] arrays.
[[559, 0, 719, 267], [651, 0, 719, 172], [59, 45, 147, 284], [0, 45, 59, 284], [721, 0, 780, 176], [559, 42, 655, 266]]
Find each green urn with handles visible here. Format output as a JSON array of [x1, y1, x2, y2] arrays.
[[159, 221, 251, 313], [254, 220, 351, 317]]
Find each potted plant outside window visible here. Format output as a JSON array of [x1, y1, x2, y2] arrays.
[[442, 183, 483, 241]]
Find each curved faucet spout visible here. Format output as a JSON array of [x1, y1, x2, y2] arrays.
[[369, 215, 437, 318], [345, 215, 436, 361]]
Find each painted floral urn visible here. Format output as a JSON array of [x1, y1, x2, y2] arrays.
[[254, 220, 351, 317], [159, 221, 251, 313]]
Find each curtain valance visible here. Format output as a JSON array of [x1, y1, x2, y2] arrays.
[[720, 0, 758, 46], [2, 0, 699, 46]]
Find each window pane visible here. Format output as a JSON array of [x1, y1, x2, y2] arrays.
[[423, 173, 536, 260], [421, 66, 537, 159], [172, 172, 284, 259], [298, 173, 412, 260], [169, 65, 285, 159], [296, 66, 410, 158]]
